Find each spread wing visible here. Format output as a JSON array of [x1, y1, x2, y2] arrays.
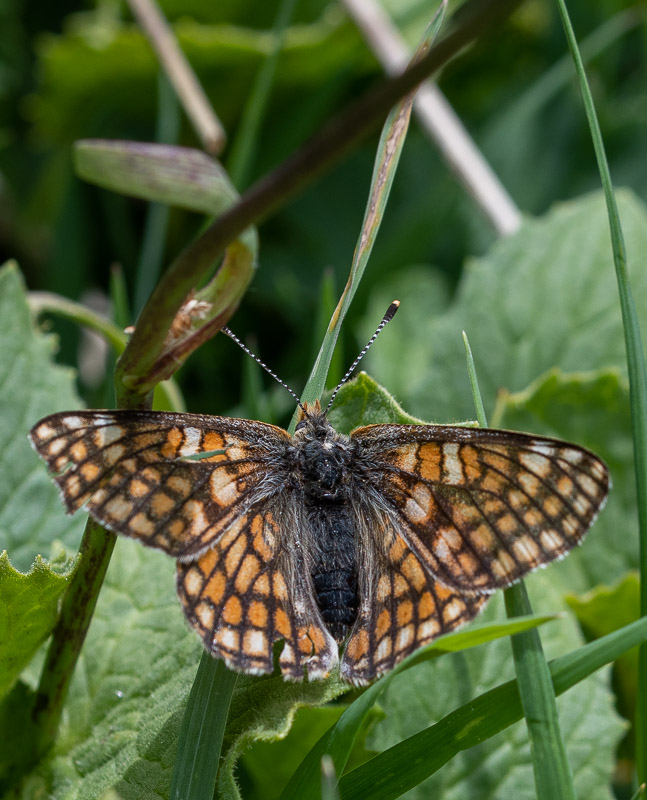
[[29, 410, 290, 558], [177, 505, 338, 679], [351, 424, 609, 595], [342, 508, 487, 684]]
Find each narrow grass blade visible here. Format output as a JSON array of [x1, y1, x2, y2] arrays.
[[170, 654, 237, 800], [280, 614, 554, 800], [298, 2, 447, 414], [555, 0, 647, 782], [338, 617, 647, 799], [463, 330, 576, 799]]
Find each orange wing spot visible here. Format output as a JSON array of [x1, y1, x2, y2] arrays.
[[183, 565, 204, 598], [80, 462, 100, 483], [376, 608, 391, 639], [234, 554, 261, 593], [105, 497, 134, 519], [519, 472, 541, 496], [196, 601, 215, 631], [401, 552, 427, 591], [393, 574, 408, 597], [306, 625, 327, 650], [512, 535, 540, 562], [70, 441, 87, 461], [248, 600, 268, 628], [297, 628, 314, 655], [64, 474, 82, 499], [222, 596, 243, 625], [130, 512, 155, 536], [167, 474, 192, 496], [557, 475, 575, 496], [140, 466, 161, 486], [418, 591, 436, 620], [273, 572, 288, 600], [275, 608, 291, 637], [129, 478, 149, 498], [204, 431, 225, 451], [470, 524, 495, 552], [523, 508, 544, 527], [254, 574, 270, 595], [481, 451, 511, 474], [443, 598, 466, 623], [161, 427, 183, 458], [388, 535, 407, 562], [204, 570, 227, 606], [346, 629, 369, 660], [151, 491, 175, 517], [167, 518, 187, 539], [252, 529, 273, 560], [419, 443, 442, 482], [483, 498, 505, 516], [542, 495, 563, 518], [457, 551, 479, 576], [497, 513, 518, 535], [460, 444, 482, 481], [480, 472, 506, 494], [392, 443, 418, 472], [397, 599, 413, 626]]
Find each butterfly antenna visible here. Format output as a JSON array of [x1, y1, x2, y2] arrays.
[[222, 327, 305, 412], [324, 300, 400, 415]]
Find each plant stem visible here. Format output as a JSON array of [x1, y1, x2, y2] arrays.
[[32, 520, 117, 758]]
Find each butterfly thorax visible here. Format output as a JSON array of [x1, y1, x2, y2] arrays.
[[292, 407, 358, 641]]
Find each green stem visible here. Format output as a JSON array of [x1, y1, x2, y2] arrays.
[[32, 520, 117, 758], [463, 331, 576, 799], [115, 0, 524, 405]]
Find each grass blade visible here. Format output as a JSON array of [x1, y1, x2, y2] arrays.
[[555, 0, 647, 782], [170, 654, 237, 800], [463, 330, 576, 798], [339, 617, 647, 799], [297, 2, 447, 414]]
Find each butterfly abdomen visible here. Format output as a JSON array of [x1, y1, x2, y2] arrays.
[[308, 504, 357, 642]]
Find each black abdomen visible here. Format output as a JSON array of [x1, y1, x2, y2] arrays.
[[309, 505, 357, 642]]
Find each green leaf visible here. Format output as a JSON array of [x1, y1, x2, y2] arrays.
[[567, 573, 639, 725], [0, 262, 85, 572], [0, 551, 76, 702], [363, 190, 647, 424]]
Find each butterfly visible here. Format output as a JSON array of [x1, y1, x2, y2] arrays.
[[29, 395, 609, 684]]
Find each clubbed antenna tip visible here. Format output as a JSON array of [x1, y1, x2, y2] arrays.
[[324, 300, 400, 415]]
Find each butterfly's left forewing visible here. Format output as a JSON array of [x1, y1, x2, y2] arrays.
[[351, 424, 609, 594]]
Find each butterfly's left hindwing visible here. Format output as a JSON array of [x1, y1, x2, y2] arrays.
[[29, 410, 290, 558]]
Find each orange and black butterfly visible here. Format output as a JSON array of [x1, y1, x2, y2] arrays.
[[29, 307, 609, 684]]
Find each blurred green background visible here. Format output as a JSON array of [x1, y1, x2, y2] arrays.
[[2, 0, 644, 421]]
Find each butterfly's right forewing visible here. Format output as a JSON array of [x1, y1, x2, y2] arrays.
[[29, 410, 291, 558]]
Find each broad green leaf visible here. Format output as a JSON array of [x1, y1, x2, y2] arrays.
[[363, 190, 647, 424], [0, 262, 85, 572], [494, 367, 635, 589], [0, 550, 76, 701], [567, 573, 639, 726]]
